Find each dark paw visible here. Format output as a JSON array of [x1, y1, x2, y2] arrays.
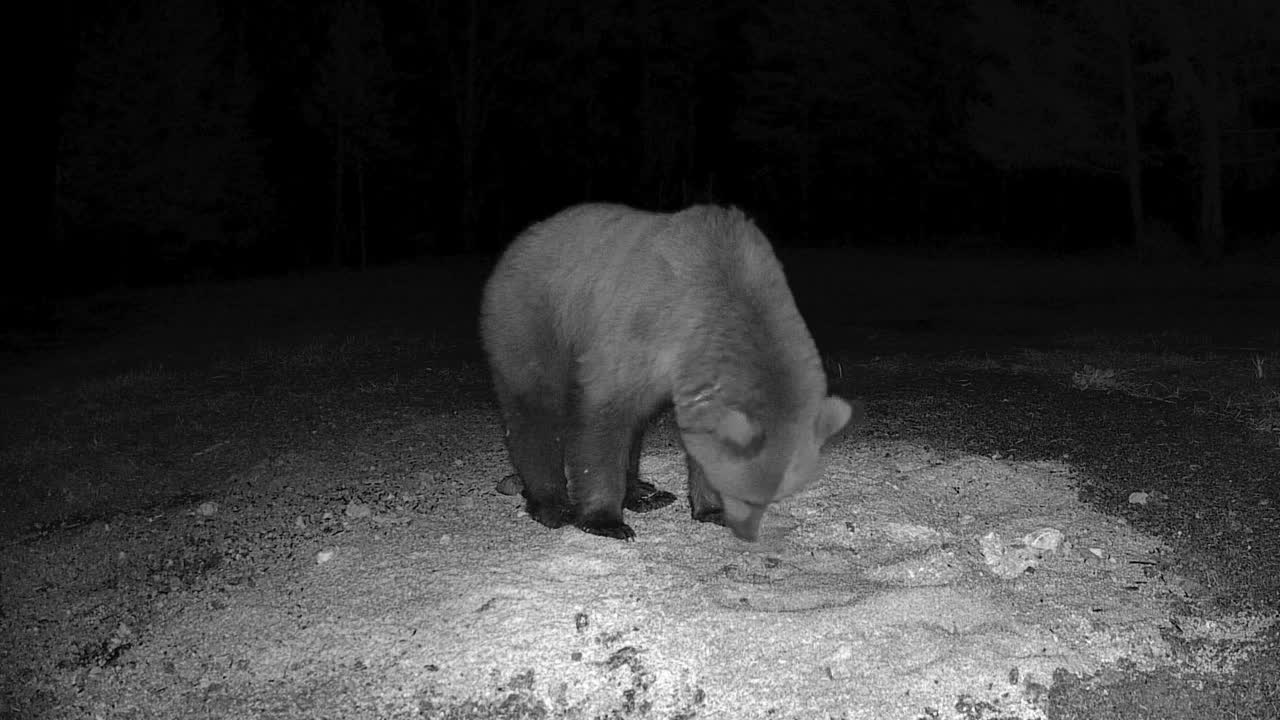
[[526, 500, 573, 529], [691, 508, 726, 526], [575, 511, 636, 541], [625, 483, 678, 513]]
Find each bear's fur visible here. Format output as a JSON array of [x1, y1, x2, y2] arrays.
[[480, 203, 852, 541]]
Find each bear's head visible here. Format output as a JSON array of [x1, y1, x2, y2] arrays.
[[677, 387, 855, 541]]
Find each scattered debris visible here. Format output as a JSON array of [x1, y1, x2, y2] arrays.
[[980, 527, 1065, 579], [1128, 490, 1169, 507], [1024, 527, 1064, 552]]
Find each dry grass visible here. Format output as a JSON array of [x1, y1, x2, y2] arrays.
[[865, 341, 1280, 449]]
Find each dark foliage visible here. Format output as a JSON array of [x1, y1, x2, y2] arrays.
[[44, 0, 1280, 292]]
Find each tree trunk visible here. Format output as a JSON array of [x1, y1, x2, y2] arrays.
[[640, 39, 655, 202], [332, 122, 346, 268], [460, 0, 479, 252], [1119, 0, 1146, 249], [1198, 77, 1225, 261], [357, 154, 368, 271], [1165, 3, 1226, 261], [685, 89, 698, 204], [998, 170, 1010, 245], [53, 160, 65, 261], [916, 136, 929, 246], [1188, 31, 1225, 262]]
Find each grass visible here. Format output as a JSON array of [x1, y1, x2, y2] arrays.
[[1058, 347, 1280, 446], [864, 338, 1280, 448], [835, 345, 1280, 452]]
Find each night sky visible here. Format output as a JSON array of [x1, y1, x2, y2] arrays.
[[47, 0, 1280, 291]]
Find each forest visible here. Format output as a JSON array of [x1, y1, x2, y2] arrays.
[[48, 0, 1280, 290]]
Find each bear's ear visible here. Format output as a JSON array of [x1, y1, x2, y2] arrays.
[[676, 387, 764, 457], [713, 407, 764, 456], [816, 396, 856, 442]]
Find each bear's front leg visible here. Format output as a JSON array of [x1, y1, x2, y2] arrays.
[[623, 423, 678, 512], [568, 410, 637, 540], [500, 393, 573, 530], [685, 454, 726, 526]]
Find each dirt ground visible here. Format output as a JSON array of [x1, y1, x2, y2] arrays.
[[1, 252, 1277, 719]]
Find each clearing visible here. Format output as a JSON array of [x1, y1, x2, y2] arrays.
[[1, 251, 1277, 719]]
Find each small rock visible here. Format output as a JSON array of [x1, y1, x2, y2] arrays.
[[371, 513, 412, 527], [197, 502, 219, 517], [345, 502, 372, 519], [980, 531, 1049, 579], [1023, 528, 1064, 552], [824, 644, 856, 680], [316, 550, 335, 564], [1128, 490, 1167, 507], [496, 474, 523, 496]]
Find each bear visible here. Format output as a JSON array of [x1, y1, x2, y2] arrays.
[[480, 203, 853, 541]]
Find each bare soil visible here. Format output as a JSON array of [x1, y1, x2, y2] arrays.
[[2, 252, 1277, 719]]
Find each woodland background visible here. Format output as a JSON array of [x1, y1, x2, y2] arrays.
[[46, 0, 1280, 293]]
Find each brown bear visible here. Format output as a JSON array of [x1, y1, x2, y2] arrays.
[[480, 204, 852, 541]]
